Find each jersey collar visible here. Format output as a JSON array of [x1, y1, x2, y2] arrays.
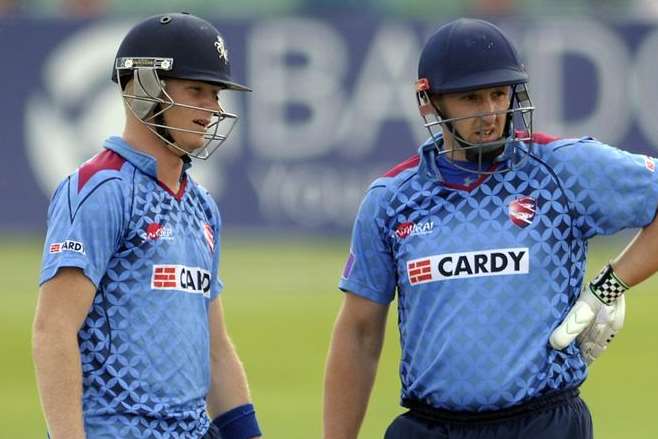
[[417, 135, 499, 191], [103, 136, 192, 180]]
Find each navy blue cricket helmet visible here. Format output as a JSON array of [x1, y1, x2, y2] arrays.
[[418, 18, 527, 94], [112, 12, 250, 92], [112, 12, 250, 160], [415, 18, 534, 175]]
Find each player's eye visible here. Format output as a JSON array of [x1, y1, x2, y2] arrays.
[[493, 88, 511, 99]]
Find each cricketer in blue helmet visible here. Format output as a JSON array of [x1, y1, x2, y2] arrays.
[[323, 18, 658, 439], [32, 12, 261, 439]]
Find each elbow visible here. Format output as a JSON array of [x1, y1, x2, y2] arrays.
[[32, 315, 52, 362], [334, 317, 385, 360], [31, 314, 77, 363]]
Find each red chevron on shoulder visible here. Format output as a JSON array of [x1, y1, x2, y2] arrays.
[[516, 130, 561, 145], [383, 154, 420, 177], [78, 149, 125, 192]]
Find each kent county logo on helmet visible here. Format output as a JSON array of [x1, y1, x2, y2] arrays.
[[214, 36, 228, 62], [508, 196, 536, 228]]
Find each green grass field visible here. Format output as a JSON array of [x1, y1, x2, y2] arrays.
[[2, 233, 657, 438]]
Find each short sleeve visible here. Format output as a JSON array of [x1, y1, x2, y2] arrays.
[[338, 185, 397, 304], [39, 177, 126, 288], [550, 139, 658, 239]]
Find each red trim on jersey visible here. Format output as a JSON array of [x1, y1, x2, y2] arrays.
[[78, 149, 125, 192], [158, 176, 188, 201], [515, 130, 561, 145], [383, 154, 421, 177]]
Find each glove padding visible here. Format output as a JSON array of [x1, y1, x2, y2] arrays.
[[550, 287, 602, 350], [575, 295, 625, 364], [550, 264, 628, 351]]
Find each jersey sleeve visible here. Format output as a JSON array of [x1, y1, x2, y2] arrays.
[[39, 176, 126, 288], [207, 197, 224, 301], [338, 183, 397, 304], [551, 138, 658, 239]]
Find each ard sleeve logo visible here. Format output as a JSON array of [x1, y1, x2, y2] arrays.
[[407, 248, 529, 285], [49, 240, 86, 255], [152, 265, 211, 298]]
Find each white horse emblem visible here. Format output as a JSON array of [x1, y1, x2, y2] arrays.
[[214, 36, 228, 62]]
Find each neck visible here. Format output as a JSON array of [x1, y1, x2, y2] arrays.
[[441, 134, 467, 161], [123, 124, 185, 193]]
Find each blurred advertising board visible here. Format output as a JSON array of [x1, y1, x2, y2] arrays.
[[2, 16, 658, 232]]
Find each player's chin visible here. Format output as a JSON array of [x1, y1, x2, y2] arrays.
[[469, 131, 505, 144], [175, 135, 205, 153]]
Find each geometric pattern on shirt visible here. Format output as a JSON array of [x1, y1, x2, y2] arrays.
[[79, 172, 215, 438]]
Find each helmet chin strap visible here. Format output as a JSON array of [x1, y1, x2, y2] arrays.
[[152, 104, 177, 145], [464, 143, 504, 163], [150, 103, 194, 160]]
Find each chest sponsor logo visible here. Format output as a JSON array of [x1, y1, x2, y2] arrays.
[[49, 240, 85, 255], [141, 223, 174, 241], [151, 264, 211, 297], [394, 221, 435, 240], [407, 248, 529, 285], [508, 196, 536, 228]]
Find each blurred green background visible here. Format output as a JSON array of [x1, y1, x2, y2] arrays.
[[4, 0, 657, 20], [2, 233, 657, 438]]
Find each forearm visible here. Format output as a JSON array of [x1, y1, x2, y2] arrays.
[[207, 335, 252, 419], [32, 329, 85, 439], [612, 212, 658, 286], [323, 321, 383, 439]]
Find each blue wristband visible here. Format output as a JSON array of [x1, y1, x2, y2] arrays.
[[211, 403, 261, 439]]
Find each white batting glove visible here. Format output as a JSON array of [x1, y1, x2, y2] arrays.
[[575, 295, 625, 365], [550, 264, 629, 351]]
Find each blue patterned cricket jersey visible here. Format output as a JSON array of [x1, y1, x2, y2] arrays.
[[339, 132, 658, 412], [40, 137, 223, 438]]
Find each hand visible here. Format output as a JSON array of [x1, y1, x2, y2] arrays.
[[575, 295, 625, 364], [550, 286, 603, 350], [550, 264, 628, 351]]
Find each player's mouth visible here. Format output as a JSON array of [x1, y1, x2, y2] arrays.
[[474, 128, 498, 143], [193, 118, 210, 129]]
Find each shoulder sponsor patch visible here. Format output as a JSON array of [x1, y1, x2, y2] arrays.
[[644, 155, 656, 173], [152, 264, 211, 298], [341, 251, 356, 279], [407, 248, 529, 285], [49, 240, 86, 255]]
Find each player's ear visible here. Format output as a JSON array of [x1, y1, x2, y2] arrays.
[[432, 94, 448, 118]]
